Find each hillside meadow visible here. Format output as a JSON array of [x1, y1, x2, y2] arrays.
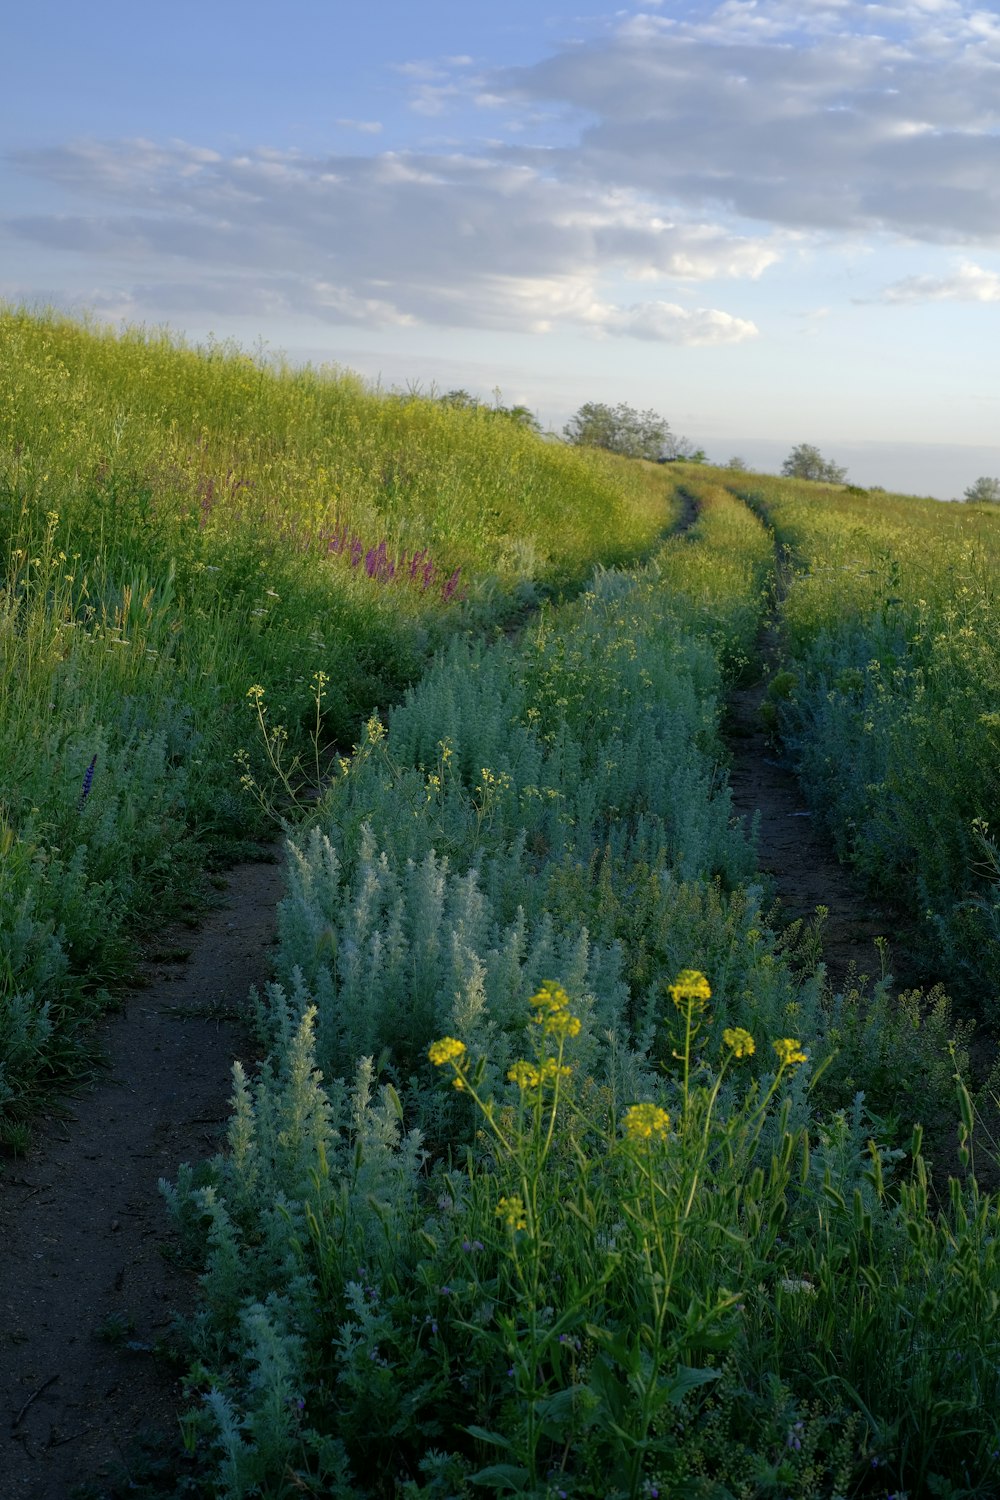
[[731, 476, 1000, 1003], [3, 313, 1000, 1498], [0, 308, 674, 1128]]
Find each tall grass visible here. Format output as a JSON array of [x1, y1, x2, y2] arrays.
[[0, 306, 678, 1122], [733, 474, 1000, 999], [167, 483, 995, 1497]]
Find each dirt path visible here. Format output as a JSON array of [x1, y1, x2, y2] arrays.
[[0, 501, 934, 1498], [0, 855, 284, 1499], [725, 627, 922, 996]]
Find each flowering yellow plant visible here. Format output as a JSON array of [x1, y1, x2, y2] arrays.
[[528, 981, 582, 1038], [773, 1037, 807, 1067], [622, 1102, 671, 1143], [507, 1058, 572, 1090], [722, 1026, 756, 1059], [428, 1036, 467, 1067], [496, 1195, 527, 1231], [668, 969, 712, 1011]]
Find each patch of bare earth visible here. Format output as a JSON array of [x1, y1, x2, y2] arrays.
[[0, 855, 284, 1499], [725, 630, 923, 995]]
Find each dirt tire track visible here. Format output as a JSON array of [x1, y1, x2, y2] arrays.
[[0, 855, 284, 1499], [725, 626, 922, 996]]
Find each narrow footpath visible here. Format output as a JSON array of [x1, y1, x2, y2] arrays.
[[725, 624, 921, 996], [0, 856, 284, 1499]]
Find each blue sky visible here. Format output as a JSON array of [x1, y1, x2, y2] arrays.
[[4, 0, 1000, 497]]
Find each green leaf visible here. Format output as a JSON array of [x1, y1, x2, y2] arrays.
[[537, 1386, 583, 1437], [465, 1425, 512, 1450], [469, 1462, 531, 1491], [664, 1365, 721, 1406]]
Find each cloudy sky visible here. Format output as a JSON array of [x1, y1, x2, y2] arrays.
[[4, 0, 1000, 496]]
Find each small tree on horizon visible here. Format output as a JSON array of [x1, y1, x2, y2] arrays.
[[963, 476, 1000, 504], [781, 443, 848, 484], [670, 435, 708, 463], [564, 401, 672, 461], [438, 387, 542, 433]]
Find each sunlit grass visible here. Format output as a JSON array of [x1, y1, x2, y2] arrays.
[[0, 305, 680, 1116], [731, 472, 1000, 994]]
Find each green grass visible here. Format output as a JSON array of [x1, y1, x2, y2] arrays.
[[9, 309, 1000, 1497], [167, 481, 999, 1499], [729, 472, 1000, 999], [0, 306, 679, 1120]]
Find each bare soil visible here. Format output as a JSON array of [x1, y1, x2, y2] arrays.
[[725, 629, 923, 997], [0, 855, 284, 1499]]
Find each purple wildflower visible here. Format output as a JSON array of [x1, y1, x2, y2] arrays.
[[321, 525, 462, 604], [78, 754, 98, 812], [441, 567, 462, 602]]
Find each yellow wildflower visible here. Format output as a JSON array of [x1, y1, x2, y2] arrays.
[[543, 1009, 582, 1039], [623, 1103, 671, 1143], [773, 1038, 807, 1067], [528, 980, 572, 1018], [507, 1060, 541, 1090], [507, 1057, 572, 1090], [496, 1195, 527, 1231], [528, 980, 582, 1038], [428, 1036, 467, 1067], [668, 969, 712, 1011], [722, 1027, 756, 1059]]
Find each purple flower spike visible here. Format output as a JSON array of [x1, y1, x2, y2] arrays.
[[441, 567, 462, 602], [321, 523, 461, 604], [78, 754, 98, 812]]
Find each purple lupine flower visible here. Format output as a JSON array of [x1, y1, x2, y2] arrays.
[[322, 525, 461, 604], [78, 754, 98, 811], [441, 567, 462, 602], [366, 540, 392, 580]]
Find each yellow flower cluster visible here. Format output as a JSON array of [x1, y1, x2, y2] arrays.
[[528, 981, 582, 1039], [496, 1195, 527, 1231], [428, 1036, 467, 1067], [722, 1026, 756, 1059], [668, 969, 712, 1011], [507, 1057, 573, 1090], [622, 1102, 671, 1143], [773, 1038, 807, 1067]]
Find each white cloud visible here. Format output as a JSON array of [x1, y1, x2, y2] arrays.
[[11, 2, 998, 348], [586, 299, 758, 343], [880, 259, 1000, 302], [490, 1, 1000, 244], [4, 137, 768, 342]]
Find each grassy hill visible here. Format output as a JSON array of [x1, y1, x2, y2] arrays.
[[5, 309, 1000, 1497], [0, 307, 679, 1125]]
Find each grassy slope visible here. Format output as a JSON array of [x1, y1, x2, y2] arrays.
[[725, 466, 1000, 998], [0, 307, 679, 1124], [169, 480, 1000, 1498]]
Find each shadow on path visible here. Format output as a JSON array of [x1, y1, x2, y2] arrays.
[[0, 856, 284, 1499]]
